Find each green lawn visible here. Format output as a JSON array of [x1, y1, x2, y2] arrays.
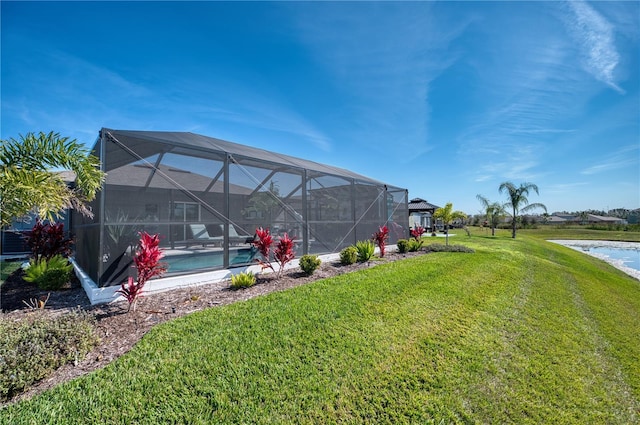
[[1, 231, 639, 424], [519, 225, 640, 242], [0, 261, 20, 288]]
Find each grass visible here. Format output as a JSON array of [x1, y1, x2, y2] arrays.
[[1, 230, 639, 423], [517, 225, 640, 242], [469, 224, 640, 242], [0, 261, 21, 288]]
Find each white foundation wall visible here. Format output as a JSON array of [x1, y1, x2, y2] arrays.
[[72, 251, 347, 305]]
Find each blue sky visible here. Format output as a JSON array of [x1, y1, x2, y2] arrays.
[[2, 1, 638, 215]]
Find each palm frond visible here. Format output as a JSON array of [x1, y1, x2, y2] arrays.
[[0, 132, 105, 227]]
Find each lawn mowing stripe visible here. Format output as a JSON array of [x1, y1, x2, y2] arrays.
[[2, 235, 639, 424]]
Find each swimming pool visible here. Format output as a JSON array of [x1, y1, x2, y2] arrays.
[[164, 249, 256, 273]]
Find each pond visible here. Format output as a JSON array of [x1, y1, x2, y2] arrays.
[[549, 240, 640, 280]]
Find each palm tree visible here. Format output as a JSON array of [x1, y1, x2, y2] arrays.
[[498, 181, 547, 239], [476, 195, 506, 236], [541, 212, 550, 224], [432, 202, 467, 246], [578, 211, 589, 225], [0, 132, 105, 227]]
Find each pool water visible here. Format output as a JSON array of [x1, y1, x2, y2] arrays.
[[165, 250, 256, 273]]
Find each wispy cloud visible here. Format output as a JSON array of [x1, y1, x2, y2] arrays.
[[1, 41, 156, 142], [3, 38, 336, 151], [458, 4, 611, 183], [581, 144, 639, 175], [564, 0, 623, 93], [287, 2, 471, 161], [166, 78, 335, 153], [545, 182, 590, 194], [474, 155, 544, 183]]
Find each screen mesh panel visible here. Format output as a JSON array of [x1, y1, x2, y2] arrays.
[[77, 129, 407, 286]]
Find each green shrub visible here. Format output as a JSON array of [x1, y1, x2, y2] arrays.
[[38, 268, 71, 290], [0, 309, 98, 401], [408, 238, 423, 252], [397, 239, 409, 254], [23, 254, 73, 290], [230, 271, 256, 289], [424, 243, 475, 253], [299, 255, 321, 275], [339, 246, 358, 265], [22, 260, 47, 284], [355, 240, 375, 262]]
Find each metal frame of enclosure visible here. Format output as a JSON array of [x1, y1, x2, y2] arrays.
[[72, 129, 408, 287]]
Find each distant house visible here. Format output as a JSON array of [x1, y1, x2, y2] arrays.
[[583, 214, 627, 225], [546, 213, 627, 225], [546, 215, 568, 225], [408, 198, 440, 231]]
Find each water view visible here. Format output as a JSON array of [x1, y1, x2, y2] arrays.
[[586, 246, 640, 271], [549, 240, 640, 280]]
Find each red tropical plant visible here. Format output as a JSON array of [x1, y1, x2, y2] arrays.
[[252, 227, 275, 273], [117, 277, 140, 310], [274, 233, 295, 278], [251, 227, 295, 278], [24, 220, 73, 263], [133, 232, 166, 285], [410, 225, 425, 240], [117, 232, 166, 312], [253, 227, 274, 259], [372, 225, 389, 258]]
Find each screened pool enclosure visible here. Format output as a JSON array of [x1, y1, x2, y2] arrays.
[[73, 129, 409, 287]]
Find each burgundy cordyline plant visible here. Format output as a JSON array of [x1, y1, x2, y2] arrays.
[[372, 225, 389, 258], [274, 233, 295, 278], [410, 225, 426, 240], [24, 220, 73, 264], [251, 227, 295, 279], [117, 232, 166, 312], [253, 227, 275, 273]]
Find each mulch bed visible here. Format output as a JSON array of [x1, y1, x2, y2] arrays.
[[1, 251, 425, 406]]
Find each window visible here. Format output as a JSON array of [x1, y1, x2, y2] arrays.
[[172, 202, 200, 241]]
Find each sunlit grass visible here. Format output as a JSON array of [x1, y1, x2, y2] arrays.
[[467, 224, 640, 242], [1, 232, 639, 424], [0, 261, 21, 288], [519, 225, 640, 242]]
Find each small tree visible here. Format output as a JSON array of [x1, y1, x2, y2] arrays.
[[432, 203, 467, 246], [243, 181, 280, 224], [476, 195, 507, 237], [498, 181, 547, 238], [578, 211, 589, 225]]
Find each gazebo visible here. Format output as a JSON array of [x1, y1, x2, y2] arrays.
[[408, 198, 440, 231]]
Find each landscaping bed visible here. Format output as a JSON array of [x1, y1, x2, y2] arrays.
[[1, 233, 638, 423], [1, 250, 424, 405]]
